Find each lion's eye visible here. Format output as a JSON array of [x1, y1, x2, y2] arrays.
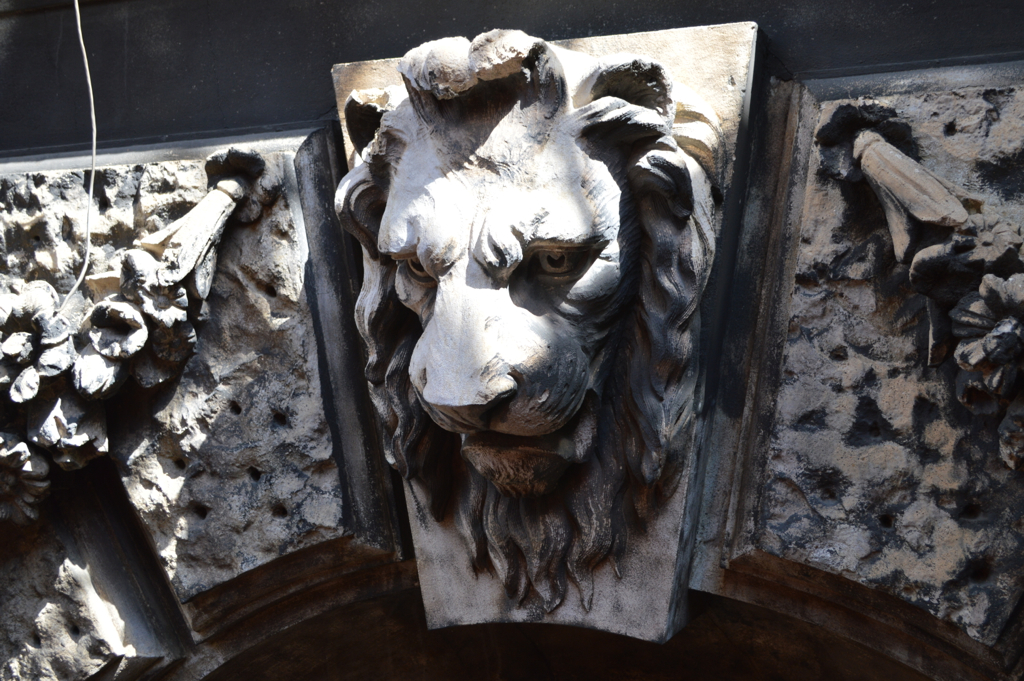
[[403, 257, 434, 284], [536, 250, 586, 276]]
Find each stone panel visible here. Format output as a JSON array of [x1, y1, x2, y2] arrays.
[[331, 25, 759, 642], [0, 129, 402, 667], [710, 64, 1024, 681]]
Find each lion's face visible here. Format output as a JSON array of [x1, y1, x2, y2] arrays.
[[336, 29, 722, 610], [380, 138, 627, 496]]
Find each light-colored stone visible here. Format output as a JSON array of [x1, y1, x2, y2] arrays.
[[1, 143, 349, 613], [87, 301, 149, 360], [2, 333, 34, 364], [333, 24, 756, 641], [8, 365, 38, 403], [27, 392, 108, 468], [111, 150, 346, 603]]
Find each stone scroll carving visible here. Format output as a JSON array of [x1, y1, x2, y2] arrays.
[[817, 103, 1024, 470], [335, 30, 724, 614], [0, 149, 280, 525]]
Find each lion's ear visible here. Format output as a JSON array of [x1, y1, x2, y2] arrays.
[[571, 56, 675, 155], [578, 55, 725, 189], [585, 55, 673, 116], [337, 87, 408, 258], [343, 86, 405, 161], [335, 164, 385, 259]]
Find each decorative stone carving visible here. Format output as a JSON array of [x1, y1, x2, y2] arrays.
[[727, 81, 1024, 664], [106, 134, 361, 617], [333, 25, 756, 639], [0, 128, 387, 678], [818, 102, 1024, 470], [0, 148, 279, 522]]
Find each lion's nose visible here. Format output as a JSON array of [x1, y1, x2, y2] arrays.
[[418, 374, 517, 432]]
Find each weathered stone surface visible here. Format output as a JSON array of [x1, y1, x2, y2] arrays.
[[0, 523, 122, 681], [108, 151, 346, 603], [0, 155, 249, 471], [1, 139, 353, 646], [756, 84, 1024, 647], [0, 434, 48, 525]]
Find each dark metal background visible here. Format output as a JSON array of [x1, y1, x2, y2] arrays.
[[1, 0, 1022, 155]]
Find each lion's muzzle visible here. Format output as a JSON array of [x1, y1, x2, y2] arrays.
[[408, 270, 593, 495]]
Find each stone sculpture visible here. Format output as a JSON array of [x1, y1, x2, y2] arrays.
[[0, 431, 49, 524], [0, 148, 280, 523], [743, 88, 1024, 655], [336, 29, 724, 610], [817, 102, 1024, 469]]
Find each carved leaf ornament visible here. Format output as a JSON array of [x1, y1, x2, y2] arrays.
[[818, 103, 1024, 469], [336, 30, 724, 611], [0, 148, 280, 524]]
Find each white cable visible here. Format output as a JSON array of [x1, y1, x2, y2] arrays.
[[58, 0, 96, 313]]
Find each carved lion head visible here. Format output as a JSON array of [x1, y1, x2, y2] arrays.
[[336, 30, 722, 611]]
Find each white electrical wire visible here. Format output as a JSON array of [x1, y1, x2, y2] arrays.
[[58, 0, 96, 313]]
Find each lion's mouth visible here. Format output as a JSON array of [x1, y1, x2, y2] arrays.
[[461, 400, 595, 498]]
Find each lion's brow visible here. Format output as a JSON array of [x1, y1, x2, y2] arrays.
[[513, 209, 549, 240], [472, 213, 525, 275]]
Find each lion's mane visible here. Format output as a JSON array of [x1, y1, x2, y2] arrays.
[[337, 30, 722, 612]]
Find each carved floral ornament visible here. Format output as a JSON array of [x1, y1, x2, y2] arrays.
[[0, 149, 280, 525], [817, 103, 1024, 469], [336, 30, 724, 611]]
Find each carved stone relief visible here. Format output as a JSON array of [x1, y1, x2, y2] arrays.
[[0, 148, 276, 516], [6, 16, 1024, 680], [817, 101, 1024, 473], [332, 25, 756, 640], [731, 81, 1024, 664], [0, 130, 383, 676], [0, 156, 268, 680], [103, 146, 352, 607]]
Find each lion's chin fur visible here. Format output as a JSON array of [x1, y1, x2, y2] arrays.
[[460, 398, 594, 498], [461, 431, 574, 498]]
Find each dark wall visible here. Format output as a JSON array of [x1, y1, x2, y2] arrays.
[[1, 0, 1022, 156]]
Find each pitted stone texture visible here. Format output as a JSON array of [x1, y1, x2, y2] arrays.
[[760, 86, 1024, 646], [3, 153, 344, 603], [111, 152, 344, 602], [0, 525, 121, 681]]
